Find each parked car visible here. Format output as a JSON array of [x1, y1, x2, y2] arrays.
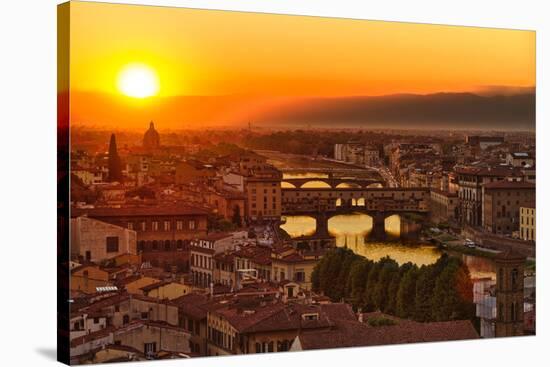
[[464, 239, 476, 248]]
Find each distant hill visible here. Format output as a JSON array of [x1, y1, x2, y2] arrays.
[[69, 91, 535, 131], [252, 92, 536, 130]]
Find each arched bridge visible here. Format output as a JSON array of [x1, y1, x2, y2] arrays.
[[281, 187, 429, 240], [281, 177, 384, 189]]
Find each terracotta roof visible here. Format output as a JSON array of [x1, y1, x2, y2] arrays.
[[455, 166, 522, 177], [71, 326, 115, 348], [171, 293, 209, 320], [72, 205, 209, 218], [296, 317, 479, 350], [212, 301, 350, 334]]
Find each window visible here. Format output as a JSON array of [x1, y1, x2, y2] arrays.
[[295, 271, 305, 282], [144, 342, 157, 355], [141, 221, 146, 231], [176, 220, 183, 230], [123, 314, 130, 325], [127, 222, 134, 230], [141, 312, 148, 320], [164, 221, 170, 231], [152, 221, 159, 231], [106, 236, 119, 253], [189, 220, 196, 230], [165, 240, 171, 251], [511, 268, 518, 290]]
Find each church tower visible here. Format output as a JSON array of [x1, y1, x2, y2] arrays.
[[143, 121, 160, 150], [494, 250, 525, 337]]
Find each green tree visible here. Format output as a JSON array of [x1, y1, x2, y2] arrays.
[[396, 267, 418, 318], [414, 266, 436, 322]]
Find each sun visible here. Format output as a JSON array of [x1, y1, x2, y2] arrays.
[[117, 64, 160, 98]]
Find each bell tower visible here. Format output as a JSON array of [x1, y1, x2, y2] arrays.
[[494, 250, 525, 337]]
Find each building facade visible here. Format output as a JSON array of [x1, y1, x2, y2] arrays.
[[519, 206, 536, 241], [482, 181, 535, 235]]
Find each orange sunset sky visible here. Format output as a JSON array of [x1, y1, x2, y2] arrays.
[[66, 1, 536, 129]]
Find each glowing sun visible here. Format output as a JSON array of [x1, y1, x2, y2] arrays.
[[117, 64, 160, 98]]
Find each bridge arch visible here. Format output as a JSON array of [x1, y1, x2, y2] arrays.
[[281, 181, 297, 188], [301, 180, 332, 188], [335, 182, 362, 189]]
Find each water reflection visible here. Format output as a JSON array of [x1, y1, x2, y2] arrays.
[[280, 215, 316, 237], [385, 214, 401, 239], [281, 214, 496, 275]]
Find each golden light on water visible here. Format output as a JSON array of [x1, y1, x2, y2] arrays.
[[280, 216, 317, 237], [117, 64, 160, 98], [385, 214, 401, 238]]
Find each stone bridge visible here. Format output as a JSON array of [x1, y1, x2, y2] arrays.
[[281, 187, 429, 240], [282, 177, 384, 189]]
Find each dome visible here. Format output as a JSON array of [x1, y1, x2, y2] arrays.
[[143, 121, 160, 150]]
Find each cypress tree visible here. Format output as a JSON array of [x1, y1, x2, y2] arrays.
[[107, 133, 122, 182]]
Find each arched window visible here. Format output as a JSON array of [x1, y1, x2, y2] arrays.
[[176, 240, 183, 250], [511, 268, 518, 290], [164, 240, 171, 251]]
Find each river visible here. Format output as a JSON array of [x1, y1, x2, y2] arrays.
[[280, 213, 495, 280]]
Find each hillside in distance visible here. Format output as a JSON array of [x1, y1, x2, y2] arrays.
[[69, 90, 535, 131], [252, 92, 536, 130]]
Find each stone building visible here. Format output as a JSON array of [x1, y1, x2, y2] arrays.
[[72, 205, 209, 270], [429, 189, 458, 224], [519, 206, 536, 241], [482, 181, 535, 235], [71, 216, 137, 262], [495, 250, 525, 337], [455, 166, 522, 227]]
